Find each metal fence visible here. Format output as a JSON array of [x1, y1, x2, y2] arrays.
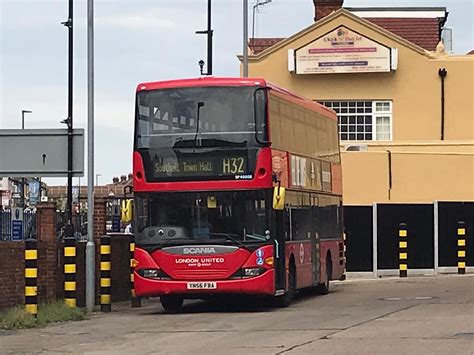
[[55, 211, 88, 241], [0, 209, 36, 241]]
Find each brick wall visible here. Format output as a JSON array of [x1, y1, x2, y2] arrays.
[[93, 198, 107, 242], [37, 241, 59, 303], [0, 240, 60, 310], [0, 199, 131, 311], [36, 203, 56, 243], [0, 242, 25, 310], [111, 235, 132, 302]]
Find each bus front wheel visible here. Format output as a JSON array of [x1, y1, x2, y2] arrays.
[[274, 261, 296, 307], [160, 295, 184, 313]]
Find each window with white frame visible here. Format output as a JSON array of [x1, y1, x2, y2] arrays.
[[319, 101, 392, 141]]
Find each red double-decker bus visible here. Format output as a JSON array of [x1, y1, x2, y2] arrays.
[[132, 77, 344, 312]]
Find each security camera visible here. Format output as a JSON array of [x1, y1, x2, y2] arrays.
[[198, 60, 205, 75]]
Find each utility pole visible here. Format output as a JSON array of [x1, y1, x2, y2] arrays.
[[61, 0, 74, 239], [86, 0, 96, 313], [243, 0, 249, 77], [196, 0, 213, 75]]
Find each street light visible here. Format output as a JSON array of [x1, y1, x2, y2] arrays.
[[21, 110, 32, 130], [243, 0, 249, 77], [196, 0, 213, 75]]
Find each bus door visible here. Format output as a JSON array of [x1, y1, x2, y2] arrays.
[[274, 209, 286, 292], [311, 196, 321, 285]]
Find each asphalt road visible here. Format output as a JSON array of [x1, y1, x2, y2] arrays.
[[2, 274, 473, 354]]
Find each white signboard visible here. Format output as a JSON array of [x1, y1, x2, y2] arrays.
[[295, 26, 391, 74], [0, 129, 84, 177]]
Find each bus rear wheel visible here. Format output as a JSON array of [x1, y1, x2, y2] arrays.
[[317, 255, 332, 295], [160, 295, 184, 313], [274, 261, 296, 307]]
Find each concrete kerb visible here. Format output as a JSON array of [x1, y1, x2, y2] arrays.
[[337, 270, 474, 284]]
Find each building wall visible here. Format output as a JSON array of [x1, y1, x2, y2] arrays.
[[342, 143, 474, 205], [246, 12, 474, 205]]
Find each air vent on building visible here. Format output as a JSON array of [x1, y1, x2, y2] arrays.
[[288, 49, 295, 72], [344, 144, 368, 152], [441, 27, 453, 53]]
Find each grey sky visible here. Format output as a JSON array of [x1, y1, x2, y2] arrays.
[[1, 0, 473, 185]]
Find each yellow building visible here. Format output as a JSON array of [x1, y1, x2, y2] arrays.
[[241, 3, 474, 275]]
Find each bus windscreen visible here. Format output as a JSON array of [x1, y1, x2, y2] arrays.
[[135, 86, 267, 181]]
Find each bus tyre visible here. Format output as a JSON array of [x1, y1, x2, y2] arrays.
[[275, 261, 296, 308], [318, 255, 332, 295], [160, 295, 184, 313]]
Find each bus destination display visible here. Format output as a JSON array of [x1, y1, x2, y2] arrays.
[[151, 152, 253, 180]]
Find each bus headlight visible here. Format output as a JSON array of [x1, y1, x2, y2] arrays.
[[143, 269, 160, 278], [243, 268, 262, 277], [138, 268, 167, 279]]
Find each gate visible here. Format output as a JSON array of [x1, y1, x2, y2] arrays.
[[0, 209, 36, 241]]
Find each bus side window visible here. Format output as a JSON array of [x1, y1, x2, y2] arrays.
[[284, 205, 291, 241]]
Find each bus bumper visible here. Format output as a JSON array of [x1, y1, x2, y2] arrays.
[[134, 269, 275, 297]]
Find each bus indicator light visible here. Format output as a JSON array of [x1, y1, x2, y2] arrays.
[[264, 257, 274, 266]]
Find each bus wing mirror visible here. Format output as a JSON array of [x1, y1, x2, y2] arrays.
[[272, 187, 285, 210], [253, 87, 270, 145]]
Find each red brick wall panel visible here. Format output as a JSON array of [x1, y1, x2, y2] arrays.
[[0, 243, 25, 310]]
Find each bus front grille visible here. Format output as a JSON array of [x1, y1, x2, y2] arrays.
[[172, 269, 230, 280]]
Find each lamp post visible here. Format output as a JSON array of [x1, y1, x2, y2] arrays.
[[196, 0, 213, 75], [61, 0, 74, 241], [86, 0, 96, 313], [243, 0, 248, 77]]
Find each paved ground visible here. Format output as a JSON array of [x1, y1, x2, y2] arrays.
[[2, 274, 473, 354]]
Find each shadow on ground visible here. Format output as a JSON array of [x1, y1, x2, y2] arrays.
[[140, 286, 339, 315]]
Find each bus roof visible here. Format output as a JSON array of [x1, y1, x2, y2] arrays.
[[136, 77, 336, 119]]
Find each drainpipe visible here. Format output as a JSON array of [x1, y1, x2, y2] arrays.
[[438, 68, 447, 140], [386, 150, 392, 200]]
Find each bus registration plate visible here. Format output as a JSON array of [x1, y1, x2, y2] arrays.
[[187, 282, 217, 290]]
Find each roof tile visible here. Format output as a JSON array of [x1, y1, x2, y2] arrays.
[[248, 16, 442, 54]]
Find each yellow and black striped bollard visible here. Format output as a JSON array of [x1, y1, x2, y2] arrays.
[[130, 235, 141, 308], [399, 223, 408, 278], [338, 233, 346, 280], [342, 232, 347, 280], [100, 235, 112, 312], [457, 221, 466, 275], [64, 237, 77, 307], [25, 238, 38, 318]]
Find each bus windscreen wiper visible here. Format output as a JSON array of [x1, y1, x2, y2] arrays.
[[173, 138, 247, 149], [193, 101, 205, 148], [209, 232, 246, 248]]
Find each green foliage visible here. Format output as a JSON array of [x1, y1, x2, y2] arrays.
[[0, 307, 37, 329], [0, 301, 85, 330]]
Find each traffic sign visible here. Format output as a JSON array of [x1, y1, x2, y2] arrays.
[[11, 207, 24, 241]]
